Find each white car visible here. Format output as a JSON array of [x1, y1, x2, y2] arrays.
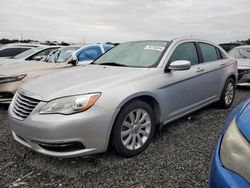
[[0, 43, 41, 58], [0, 46, 60, 66]]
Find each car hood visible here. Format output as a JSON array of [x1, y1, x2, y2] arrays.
[[236, 58, 250, 69], [237, 100, 250, 142], [0, 61, 63, 76], [20, 65, 152, 101]]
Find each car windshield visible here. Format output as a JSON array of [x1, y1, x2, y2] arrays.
[[53, 46, 80, 63], [12, 47, 44, 59], [229, 48, 250, 59], [93, 41, 169, 67]]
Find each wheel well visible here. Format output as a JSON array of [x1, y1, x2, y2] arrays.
[[119, 95, 161, 125], [108, 95, 161, 149], [228, 74, 236, 82]]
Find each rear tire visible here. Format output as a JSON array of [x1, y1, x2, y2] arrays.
[[217, 78, 235, 108], [111, 100, 156, 157]]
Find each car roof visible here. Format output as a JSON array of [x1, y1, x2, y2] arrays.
[[5, 43, 42, 48], [171, 37, 216, 45], [0, 46, 32, 50]]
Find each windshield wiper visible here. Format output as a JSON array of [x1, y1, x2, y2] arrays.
[[98, 62, 127, 67]]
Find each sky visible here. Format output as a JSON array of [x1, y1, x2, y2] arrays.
[[0, 0, 250, 44]]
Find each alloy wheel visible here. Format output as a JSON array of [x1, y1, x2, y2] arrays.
[[224, 81, 234, 105], [121, 109, 151, 150]]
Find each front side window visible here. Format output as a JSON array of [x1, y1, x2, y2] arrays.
[[93, 41, 169, 67], [78, 47, 102, 61], [199, 43, 219, 62], [29, 47, 58, 60], [169, 42, 198, 65]]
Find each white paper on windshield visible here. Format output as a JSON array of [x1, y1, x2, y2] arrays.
[[65, 50, 75, 54], [144, 45, 165, 52]]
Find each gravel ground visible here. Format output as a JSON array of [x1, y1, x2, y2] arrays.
[[0, 88, 249, 188]]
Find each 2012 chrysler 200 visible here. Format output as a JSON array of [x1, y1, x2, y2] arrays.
[[9, 38, 238, 158]]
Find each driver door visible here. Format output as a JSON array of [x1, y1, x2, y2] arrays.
[[161, 42, 208, 122]]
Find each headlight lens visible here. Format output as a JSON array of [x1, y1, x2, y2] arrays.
[[220, 118, 250, 183], [39, 93, 101, 115], [0, 74, 27, 84]]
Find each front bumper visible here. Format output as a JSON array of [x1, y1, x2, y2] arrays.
[[0, 81, 23, 104], [0, 92, 14, 104], [9, 101, 117, 158], [209, 135, 249, 188], [237, 69, 250, 86]]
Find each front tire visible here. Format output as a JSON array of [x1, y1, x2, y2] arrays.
[[111, 100, 156, 157], [218, 78, 235, 108]]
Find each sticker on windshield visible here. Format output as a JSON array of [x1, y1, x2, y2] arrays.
[[65, 50, 75, 54], [144, 45, 165, 52]]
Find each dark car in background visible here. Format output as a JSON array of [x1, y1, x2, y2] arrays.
[[219, 42, 245, 52]]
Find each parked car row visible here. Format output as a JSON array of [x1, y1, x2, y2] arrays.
[[0, 38, 249, 187], [0, 44, 113, 103]]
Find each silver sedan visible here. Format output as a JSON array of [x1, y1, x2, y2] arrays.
[[9, 38, 238, 157], [229, 45, 250, 86]]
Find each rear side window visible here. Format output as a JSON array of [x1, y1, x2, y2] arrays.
[[199, 43, 220, 62], [78, 47, 102, 61], [170, 42, 198, 65], [0, 48, 30, 57]]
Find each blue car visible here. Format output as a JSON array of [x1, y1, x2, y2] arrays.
[[45, 44, 114, 64], [210, 100, 250, 187]]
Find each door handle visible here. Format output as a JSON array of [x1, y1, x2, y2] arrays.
[[196, 67, 204, 72], [220, 63, 226, 66]]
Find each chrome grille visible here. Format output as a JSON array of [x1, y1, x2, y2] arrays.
[[13, 92, 41, 120]]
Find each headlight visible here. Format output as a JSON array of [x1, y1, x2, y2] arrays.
[[220, 118, 250, 183], [39, 93, 101, 115], [0, 74, 27, 84]]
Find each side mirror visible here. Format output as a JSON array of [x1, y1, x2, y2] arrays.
[[33, 56, 43, 61], [168, 60, 191, 71], [67, 54, 78, 66]]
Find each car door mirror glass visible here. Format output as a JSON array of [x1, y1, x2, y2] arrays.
[[67, 53, 78, 66], [169, 60, 191, 71], [32, 56, 43, 61]]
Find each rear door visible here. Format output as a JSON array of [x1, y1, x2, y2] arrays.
[[196, 42, 226, 99]]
